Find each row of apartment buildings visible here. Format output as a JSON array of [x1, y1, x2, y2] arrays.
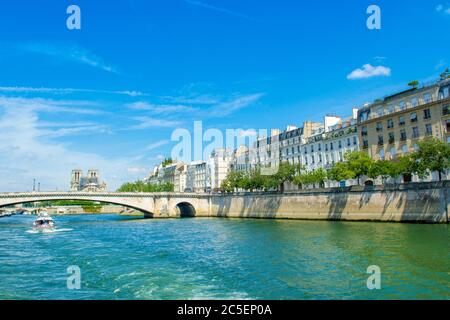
[[146, 77, 450, 192], [146, 149, 232, 193]]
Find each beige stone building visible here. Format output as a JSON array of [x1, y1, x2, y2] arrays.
[[357, 78, 450, 180]]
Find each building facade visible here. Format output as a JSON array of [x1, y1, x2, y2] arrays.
[[208, 148, 233, 192], [186, 161, 209, 193], [70, 169, 107, 192], [358, 78, 450, 181]]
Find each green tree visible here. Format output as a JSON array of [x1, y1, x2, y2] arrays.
[[344, 151, 374, 185], [271, 162, 297, 191], [408, 80, 419, 88], [161, 158, 173, 167], [368, 160, 394, 183], [117, 181, 174, 192], [328, 162, 355, 183], [410, 137, 450, 181], [389, 155, 415, 183], [440, 68, 449, 80]]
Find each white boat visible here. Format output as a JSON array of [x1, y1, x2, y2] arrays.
[[32, 210, 55, 231]]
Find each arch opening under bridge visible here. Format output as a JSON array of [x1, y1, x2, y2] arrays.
[[176, 202, 196, 218], [0, 196, 156, 218]]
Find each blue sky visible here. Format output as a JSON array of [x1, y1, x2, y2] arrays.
[[0, 0, 449, 191]]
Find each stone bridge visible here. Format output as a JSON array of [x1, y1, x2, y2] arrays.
[[0, 192, 212, 218], [0, 182, 448, 223]]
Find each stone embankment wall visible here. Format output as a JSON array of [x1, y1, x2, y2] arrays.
[[204, 182, 449, 223]]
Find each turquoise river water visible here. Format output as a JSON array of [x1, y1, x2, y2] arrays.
[[0, 214, 448, 299]]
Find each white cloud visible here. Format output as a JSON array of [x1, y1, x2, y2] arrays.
[[0, 96, 104, 115], [127, 167, 149, 174], [237, 129, 257, 137], [130, 116, 181, 129], [0, 107, 144, 192], [16, 43, 119, 74], [347, 64, 391, 80], [127, 101, 196, 114], [436, 3, 450, 14], [0, 86, 147, 97], [144, 140, 170, 151], [183, 0, 252, 20], [209, 93, 265, 116]]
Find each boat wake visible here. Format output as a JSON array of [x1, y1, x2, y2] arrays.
[[26, 228, 73, 234]]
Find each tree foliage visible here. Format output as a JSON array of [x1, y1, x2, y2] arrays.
[[410, 137, 450, 181], [117, 181, 174, 192]]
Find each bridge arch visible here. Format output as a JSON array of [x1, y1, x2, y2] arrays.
[[0, 195, 156, 218], [175, 202, 196, 218]]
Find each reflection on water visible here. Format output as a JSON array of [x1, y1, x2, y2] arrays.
[[0, 214, 448, 299]]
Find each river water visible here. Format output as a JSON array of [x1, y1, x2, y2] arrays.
[[0, 214, 448, 299]]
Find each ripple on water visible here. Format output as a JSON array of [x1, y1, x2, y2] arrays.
[[0, 215, 448, 299]]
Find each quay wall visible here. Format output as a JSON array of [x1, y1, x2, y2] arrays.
[[198, 182, 449, 223]]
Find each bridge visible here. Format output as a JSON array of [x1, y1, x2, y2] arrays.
[[0, 182, 448, 223], [0, 192, 212, 218]]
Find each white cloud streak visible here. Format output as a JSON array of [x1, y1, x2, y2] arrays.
[[436, 4, 450, 14], [16, 43, 119, 74], [183, 0, 253, 20], [0, 86, 147, 97], [347, 64, 391, 80], [0, 101, 145, 192]]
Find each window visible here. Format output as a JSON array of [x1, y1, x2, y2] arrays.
[[447, 120, 450, 134], [379, 149, 385, 160], [353, 136, 357, 145], [442, 105, 449, 116], [363, 139, 368, 148], [319, 154, 322, 163], [439, 86, 449, 99], [376, 122, 383, 131], [338, 141, 342, 149], [387, 119, 394, 129], [388, 132, 395, 144], [423, 93, 431, 103], [292, 147, 295, 154], [377, 107, 384, 117], [399, 101, 406, 111], [347, 138, 351, 146], [304, 147, 307, 154], [410, 112, 417, 122], [399, 116, 405, 126], [311, 145, 314, 153], [359, 110, 370, 122], [325, 144, 328, 151], [401, 144, 408, 154], [425, 124, 432, 136], [318, 144, 321, 151], [390, 147, 397, 159], [423, 109, 431, 120], [412, 127, 419, 139], [361, 126, 368, 136], [330, 143, 334, 150], [400, 129, 407, 141], [311, 155, 315, 164], [378, 135, 384, 146], [387, 104, 394, 114], [411, 97, 419, 107]]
